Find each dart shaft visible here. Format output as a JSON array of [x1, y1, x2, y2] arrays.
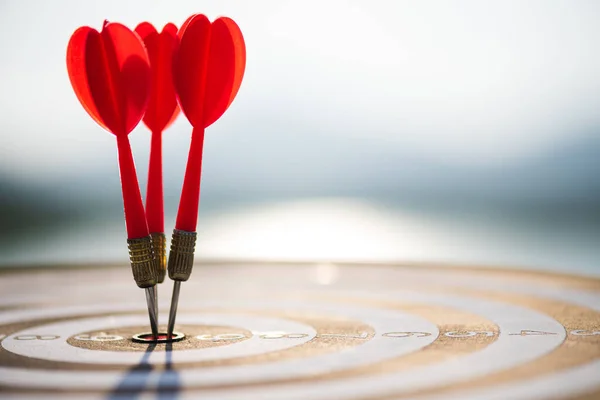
[[175, 126, 205, 232], [146, 129, 164, 233], [116, 134, 150, 239]]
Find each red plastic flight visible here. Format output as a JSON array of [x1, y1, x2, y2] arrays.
[[135, 22, 181, 234], [66, 20, 151, 239], [174, 14, 246, 232]]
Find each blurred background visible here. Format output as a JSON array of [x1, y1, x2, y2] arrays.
[[0, 0, 598, 276]]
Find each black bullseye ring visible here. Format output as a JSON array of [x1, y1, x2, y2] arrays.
[[131, 331, 185, 343]]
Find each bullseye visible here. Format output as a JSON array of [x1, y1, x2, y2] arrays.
[[132, 331, 185, 343]]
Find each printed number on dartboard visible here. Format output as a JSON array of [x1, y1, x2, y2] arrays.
[[13, 335, 60, 340], [73, 334, 123, 341]]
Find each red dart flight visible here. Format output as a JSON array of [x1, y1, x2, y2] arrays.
[[66, 20, 151, 240], [174, 14, 246, 232], [135, 22, 180, 237]]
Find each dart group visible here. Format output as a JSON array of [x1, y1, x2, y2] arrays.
[[66, 15, 246, 340]]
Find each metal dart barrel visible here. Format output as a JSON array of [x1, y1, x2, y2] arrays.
[[166, 229, 197, 336], [127, 236, 159, 338], [150, 232, 167, 283]]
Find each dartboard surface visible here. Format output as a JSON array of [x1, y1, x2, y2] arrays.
[[0, 262, 599, 400]]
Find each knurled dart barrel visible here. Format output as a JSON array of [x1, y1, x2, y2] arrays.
[[150, 232, 167, 283], [127, 236, 158, 288], [168, 229, 197, 281]]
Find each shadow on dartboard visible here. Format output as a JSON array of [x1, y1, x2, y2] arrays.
[[108, 342, 181, 400]]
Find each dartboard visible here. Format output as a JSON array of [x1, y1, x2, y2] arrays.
[[1, 262, 599, 399]]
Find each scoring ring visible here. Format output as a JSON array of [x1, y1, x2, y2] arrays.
[[132, 331, 185, 343]]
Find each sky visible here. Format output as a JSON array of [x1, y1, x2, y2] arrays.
[[0, 0, 599, 200]]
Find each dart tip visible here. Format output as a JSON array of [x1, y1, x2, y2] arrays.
[[145, 286, 159, 338], [153, 284, 159, 329], [167, 281, 181, 337]]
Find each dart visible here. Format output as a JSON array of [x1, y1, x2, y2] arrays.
[[66, 20, 159, 337], [166, 14, 246, 336], [134, 21, 181, 317]]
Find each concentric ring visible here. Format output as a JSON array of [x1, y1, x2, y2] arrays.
[[0, 262, 598, 400]]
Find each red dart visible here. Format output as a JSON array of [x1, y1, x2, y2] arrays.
[[174, 14, 246, 232], [67, 20, 151, 240], [135, 22, 180, 234], [135, 22, 180, 284], [166, 14, 246, 337], [66, 20, 160, 336]]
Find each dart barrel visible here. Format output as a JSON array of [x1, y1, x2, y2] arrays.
[[150, 232, 167, 283], [126, 236, 158, 288], [168, 229, 197, 281]]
